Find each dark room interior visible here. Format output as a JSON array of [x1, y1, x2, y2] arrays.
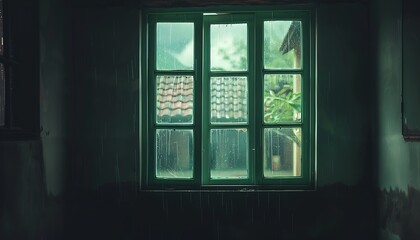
[[1, 0, 420, 239]]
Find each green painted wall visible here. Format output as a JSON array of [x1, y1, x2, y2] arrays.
[[371, 0, 420, 239]]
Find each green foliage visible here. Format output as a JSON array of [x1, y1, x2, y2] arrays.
[[264, 89, 301, 123]]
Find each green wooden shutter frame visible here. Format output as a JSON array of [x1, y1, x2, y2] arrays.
[[142, 7, 315, 190]]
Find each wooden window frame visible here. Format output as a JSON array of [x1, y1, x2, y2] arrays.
[[141, 6, 316, 191]]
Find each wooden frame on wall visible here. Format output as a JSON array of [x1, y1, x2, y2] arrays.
[[402, 0, 420, 141]]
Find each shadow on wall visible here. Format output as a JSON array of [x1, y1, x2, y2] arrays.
[[0, 141, 46, 239], [57, 183, 376, 240], [380, 187, 420, 240]]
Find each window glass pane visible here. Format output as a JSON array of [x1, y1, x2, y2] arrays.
[[156, 129, 193, 179], [156, 22, 194, 70], [264, 21, 302, 69], [156, 75, 193, 124], [210, 23, 247, 71], [0, 63, 4, 126], [264, 128, 301, 177], [210, 77, 248, 124], [210, 129, 248, 179], [264, 74, 301, 123]]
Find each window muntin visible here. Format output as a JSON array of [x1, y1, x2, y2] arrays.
[[143, 9, 314, 189]]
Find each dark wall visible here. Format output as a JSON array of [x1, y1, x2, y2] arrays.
[[316, 3, 371, 186], [0, 141, 45, 239], [68, 7, 140, 190], [1, 1, 377, 239], [0, 0, 43, 239], [371, 0, 420, 239], [1, 0, 69, 239]]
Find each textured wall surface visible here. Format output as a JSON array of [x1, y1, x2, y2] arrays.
[[371, 0, 420, 239]]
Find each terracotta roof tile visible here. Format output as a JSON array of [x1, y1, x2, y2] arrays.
[[156, 75, 248, 123], [156, 76, 194, 123]]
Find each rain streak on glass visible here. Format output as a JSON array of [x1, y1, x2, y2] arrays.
[[156, 129, 194, 179], [210, 23, 247, 71], [210, 129, 248, 179], [210, 77, 248, 124], [263, 128, 302, 178], [156, 23, 194, 70], [264, 21, 302, 69], [264, 74, 301, 123], [156, 75, 194, 124]]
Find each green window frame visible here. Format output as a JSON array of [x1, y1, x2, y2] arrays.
[[141, 7, 315, 190]]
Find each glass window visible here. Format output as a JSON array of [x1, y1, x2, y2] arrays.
[[210, 128, 249, 179], [210, 23, 247, 71], [264, 74, 301, 123], [210, 76, 248, 124], [156, 75, 194, 124], [156, 129, 194, 179], [264, 21, 302, 69], [144, 10, 313, 189], [156, 23, 194, 70], [263, 127, 301, 178]]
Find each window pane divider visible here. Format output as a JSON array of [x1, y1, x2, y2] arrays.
[[263, 123, 303, 128], [154, 70, 195, 75], [208, 124, 249, 128], [154, 125, 195, 128], [263, 69, 304, 75], [209, 71, 248, 77]]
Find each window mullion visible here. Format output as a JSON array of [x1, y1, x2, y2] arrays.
[[254, 14, 264, 185], [193, 15, 203, 186], [201, 16, 211, 185]]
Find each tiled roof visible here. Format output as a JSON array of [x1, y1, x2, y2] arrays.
[[156, 75, 193, 123], [279, 21, 301, 54], [210, 77, 247, 122], [156, 76, 248, 122], [155, 21, 298, 123]]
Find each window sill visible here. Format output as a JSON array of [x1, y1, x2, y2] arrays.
[[141, 184, 316, 192]]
